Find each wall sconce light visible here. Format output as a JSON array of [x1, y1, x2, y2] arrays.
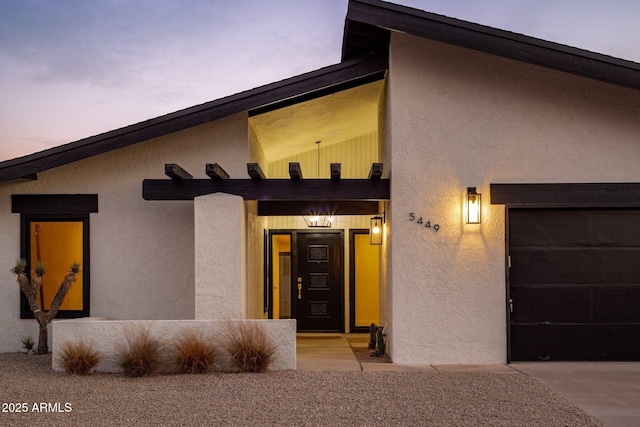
[[370, 212, 385, 245], [466, 187, 481, 224]]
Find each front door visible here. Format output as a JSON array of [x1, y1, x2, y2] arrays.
[[294, 231, 344, 332]]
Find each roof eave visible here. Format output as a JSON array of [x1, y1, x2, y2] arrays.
[[343, 0, 640, 90]]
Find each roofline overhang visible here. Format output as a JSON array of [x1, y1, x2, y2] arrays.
[[343, 0, 640, 90], [0, 51, 388, 182]]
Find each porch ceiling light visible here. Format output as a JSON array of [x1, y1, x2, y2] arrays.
[[370, 214, 384, 245], [466, 187, 481, 224], [303, 214, 333, 228]]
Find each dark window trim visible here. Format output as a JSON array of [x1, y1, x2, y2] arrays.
[[12, 194, 99, 214], [14, 194, 96, 319]]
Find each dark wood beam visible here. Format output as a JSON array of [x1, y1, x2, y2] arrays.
[[368, 163, 383, 180], [165, 164, 192, 181], [143, 178, 390, 201], [205, 163, 229, 180], [490, 183, 640, 207], [331, 163, 341, 180], [289, 162, 303, 180], [247, 163, 266, 180], [12, 194, 99, 214], [258, 200, 379, 216]]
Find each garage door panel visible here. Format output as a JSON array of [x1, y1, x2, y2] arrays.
[[593, 325, 640, 360], [511, 325, 592, 360], [511, 324, 640, 360], [510, 248, 594, 285], [510, 286, 591, 323], [594, 211, 640, 246], [510, 325, 548, 361], [596, 249, 640, 283], [512, 248, 640, 285], [509, 210, 590, 247], [545, 326, 594, 360], [594, 287, 640, 323]]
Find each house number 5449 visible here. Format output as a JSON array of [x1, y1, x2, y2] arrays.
[[409, 213, 440, 232]]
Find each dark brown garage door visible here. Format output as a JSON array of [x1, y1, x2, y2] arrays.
[[509, 208, 640, 361]]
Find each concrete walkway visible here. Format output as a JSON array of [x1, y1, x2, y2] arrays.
[[295, 334, 513, 373], [296, 335, 640, 426], [296, 334, 362, 371], [512, 362, 640, 427]]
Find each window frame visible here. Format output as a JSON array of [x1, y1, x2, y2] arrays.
[[12, 194, 96, 319]]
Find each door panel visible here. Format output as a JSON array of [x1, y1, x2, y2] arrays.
[[294, 232, 344, 332]]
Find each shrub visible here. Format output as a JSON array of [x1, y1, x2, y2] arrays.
[[21, 336, 35, 352], [117, 327, 161, 377], [222, 322, 276, 373], [59, 340, 101, 375], [172, 329, 219, 374]]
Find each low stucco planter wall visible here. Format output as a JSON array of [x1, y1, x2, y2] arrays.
[[52, 319, 296, 373]]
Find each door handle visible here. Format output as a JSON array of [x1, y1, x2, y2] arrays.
[[297, 277, 302, 299]]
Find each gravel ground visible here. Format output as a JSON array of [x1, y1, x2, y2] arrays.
[[0, 353, 603, 426]]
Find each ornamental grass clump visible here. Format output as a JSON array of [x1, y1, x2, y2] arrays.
[[117, 327, 161, 377], [172, 329, 219, 374], [222, 322, 276, 373], [59, 340, 101, 375]]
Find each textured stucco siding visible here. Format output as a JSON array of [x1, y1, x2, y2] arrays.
[[195, 193, 246, 319], [0, 113, 249, 352], [388, 32, 640, 364]]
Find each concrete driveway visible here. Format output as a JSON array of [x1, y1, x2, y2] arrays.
[[511, 362, 640, 427]]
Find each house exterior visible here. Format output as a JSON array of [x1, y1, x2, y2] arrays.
[[1, 0, 639, 364]]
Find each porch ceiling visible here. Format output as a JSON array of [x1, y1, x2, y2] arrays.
[[249, 80, 383, 163]]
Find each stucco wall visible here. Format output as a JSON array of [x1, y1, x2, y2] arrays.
[[195, 193, 246, 319], [388, 32, 640, 364], [0, 112, 249, 352]]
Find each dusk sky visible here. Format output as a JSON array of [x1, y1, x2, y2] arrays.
[[1, 0, 638, 161]]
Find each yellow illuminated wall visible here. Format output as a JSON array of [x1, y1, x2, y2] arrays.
[[30, 222, 83, 310], [271, 235, 291, 319], [267, 133, 378, 179], [355, 233, 379, 327]]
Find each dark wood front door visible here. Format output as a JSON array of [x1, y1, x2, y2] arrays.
[[294, 231, 344, 332], [509, 208, 640, 361]]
